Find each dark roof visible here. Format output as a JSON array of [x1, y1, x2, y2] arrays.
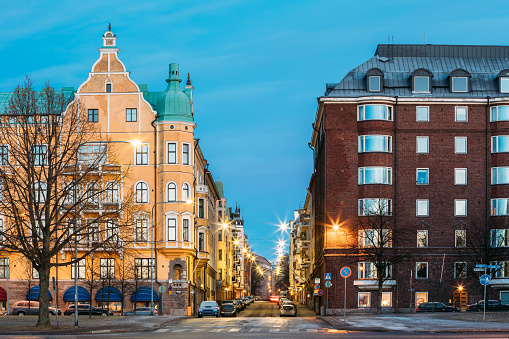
[[325, 44, 509, 98]]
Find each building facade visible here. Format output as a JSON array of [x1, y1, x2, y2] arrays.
[[310, 44, 509, 313]]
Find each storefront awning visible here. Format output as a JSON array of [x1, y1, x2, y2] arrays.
[[26, 286, 52, 301], [130, 286, 159, 302], [95, 286, 123, 302], [63, 286, 91, 302]]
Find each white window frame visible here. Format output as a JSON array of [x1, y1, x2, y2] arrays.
[[415, 292, 428, 305], [381, 292, 392, 307], [182, 182, 191, 202], [452, 77, 468, 93], [490, 229, 509, 247], [71, 259, 86, 279], [455, 106, 468, 122], [135, 143, 149, 165], [167, 182, 177, 202], [167, 142, 177, 164], [455, 230, 466, 247], [182, 142, 191, 165], [198, 198, 206, 218], [416, 262, 428, 279], [134, 181, 149, 204], [358, 292, 371, 308], [358, 198, 392, 216], [455, 137, 467, 154], [501, 77, 509, 94], [455, 199, 467, 217], [0, 144, 9, 165], [182, 218, 190, 242], [358, 135, 392, 153], [358, 229, 392, 248], [416, 199, 429, 217], [135, 218, 149, 242], [454, 262, 467, 278], [492, 167, 509, 185], [167, 217, 177, 241], [414, 76, 430, 93], [416, 168, 429, 185], [491, 199, 509, 217], [368, 76, 381, 92], [416, 106, 429, 122], [357, 105, 392, 121], [417, 230, 428, 248], [32, 144, 48, 166], [455, 168, 467, 185], [358, 167, 392, 185], [416, 136, 429, 154]]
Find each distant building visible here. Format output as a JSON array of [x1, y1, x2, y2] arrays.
[[255, 254, 272, 299]]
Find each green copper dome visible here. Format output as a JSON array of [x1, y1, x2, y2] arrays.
[[155, 63, 193, 122]]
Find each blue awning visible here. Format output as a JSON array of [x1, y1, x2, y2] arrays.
[[130, 286, 159, 302], [63, 286, 91, 302], [95, 286, 123, 302], [26, 286, 52, 301]]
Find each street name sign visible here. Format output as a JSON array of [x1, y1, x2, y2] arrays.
[[475, 264, 487, 268], [325, 281, 332, 288], [324, 273, 332, 281], [480, 274, 491, 286], [487, 265, 501, 269], [315, 278, 320, 284], [340, 267, 352, 278], [473, 268, 486, 272]]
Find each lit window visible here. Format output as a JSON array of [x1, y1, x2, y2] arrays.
[[416, 107, 429, 122], [126, 108, 137, 122], [88, 109, 98, 123], [358, 198, 392, 216], [369, 76, 381, 92], [455, 137, 467, 154], [167, 218, 176, 241], [452, 77, 468, 92], [167, 143, 177, 164], [135, 181, 148, 203], [493, 261, 509, 278], [358, 262, 377, 279], [455, 199, 467, 217], [71, 259, 86, 279], [455, 107, 468, 122], [414, 77, 430, 92], [417, 230, 428, 248], [357, 105, 392, 121], [416, 292, 428, 305], [135, 258, 153, 279], [182, 183, 190, 201], [358, 167, 392, 185], [381, 292, 392, 307], [358, 135, 392, 153], [167, 182, 176, 202], [492, 199, 509, 216], [416, 136, 429, 154], [491, 229, 509, 247], [416, 200, 429, 217], [455, 168, 467, 185], [358, 292, 370, 307], [501, 77, 509, 93], [455, 230, 466, 247], [136, 144, 149, 165], [416, 168, 429, 185], [492, 136, 509, 153], [491, 106, 509, 122], [416, 262, 428, 279], [454, 262, 467, 278]]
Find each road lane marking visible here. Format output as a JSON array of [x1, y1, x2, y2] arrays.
[[228, 328, 240, 332], [210, 328, 223, 332], [172, 329, 186, 333], [154, 329, 168, 333], [249, 328, 261, 332]]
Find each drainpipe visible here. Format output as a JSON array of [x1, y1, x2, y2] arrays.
[[393, 96, 399, 312], [151, 118, 159, 291], [486, 97, 491, 252]]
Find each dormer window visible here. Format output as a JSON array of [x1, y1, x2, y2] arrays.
[[449, 69, 471, 93], [498, 70, 509, 93], [105, 79, 112, 93], [411, 69, 433, 93], [366, 68, 384, 93]]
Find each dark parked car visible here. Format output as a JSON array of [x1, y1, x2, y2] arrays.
[[12, 301, 61, 316], [242, 298, 250, 306], [467, 300, 509, 312], [235, 298, 245, 310], [123, 307, 157, 316], [197, 301, 220, 318], [416, 302, 459, 312], [220, 303, 237, 317], [64, 304, 112, 316], [233, 300, 243, 311]]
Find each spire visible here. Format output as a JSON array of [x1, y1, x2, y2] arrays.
[[187, 73, 191, 86], [108, 23, 111, 31], [101, 24, 117, 48]]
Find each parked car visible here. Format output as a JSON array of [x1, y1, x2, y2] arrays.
[[467, 300, 509, 312], [247, 296, 254, 303], [242, 298, 250, 306], [12, 301, 61, 316], [123, 307, 157, 316], [235, 298, 246, 310], [278, 297, 289, 307], [220, 303, 237, 317], [255, 296, 261, 301], [64, 304, 112, 316], [233, 300, 243, 311], [280, 303, 297, 317], [197, 301, 220, 318], [415, 302, 459, 312]]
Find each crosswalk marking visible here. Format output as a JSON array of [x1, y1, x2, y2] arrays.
[[173, 329, 186, 333], [192, 329, 205, 332], [290, 329, 300, 332], [269, 328, 280, 332], [249, 328, 261, 332], [154, 329, 169, 333], [228, 328, 240, 332], [157, 326, 334, 334], [307, 329, 317, 332], [210, 328, 223, 332]]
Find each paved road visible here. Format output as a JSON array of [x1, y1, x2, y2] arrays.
[[238, 300, 317, 317]]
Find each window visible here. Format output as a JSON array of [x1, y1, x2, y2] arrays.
[[455, 107, 468, 122], [167, 182, 176, 202], [416, 292, 428, 305], [167, 143, 176, 164], [135, 219, 148, 242], [381, 292, 392, 307], [71, 259, 86, 279], [136, 144, 149, 165], [491, 106, 509, 122], [494, 261, 509, 278], [368, 76, 381, 92], [182, 219, 189, 242], [219, 249, 223, 261], [455, 199, 467, 217], [454, 262, 467, 278], [416, 262, 428, 279], [135, 258, 153, 279], [416, 200, 429, 217], [32, 144, 48, 166], [358, 262, 376, 279], [88, 109, 98, 123], [358, 292, 371, 308], [105, 219, 119, 242], [491, 229, 509, 247], [358, 199, 392, 216], [0, 218, 3, 242], [416, 168, 429, 185], [100, 258, 115, 279], [414, 76, 430, 93], [358, 167, 392, 185], [493, 167, 509, 185], [87, 220, 100, 242], [491, 136, 509, 153], [106, 83, 112, 93], [79, 144, 107, 165], [452, 77, 468, 92], [85, 182, 99, 208], [416, 107, 429, 122], [33, 267, 39, 279], [455, 168, 467, 185], [34, 181, 47, 204], [0, 258, 6, 278], [417, 230, 428, 248], [501, 77, 509, 93], [218, 230, 222, 242], [0, 145, 8, 165], [455, 230, 466, 247], [182, 143, 190, 165], [218, 269, 222, 281], [182, 183, 190, 202], [199, 232, 205, 251], [135, 181, 148, 203], [167, 218, 176, 241], [357, 105, 392, 121], [416, 136, 429, 154], [358, 135, 392, 153], [455, 137, 467, 154], [492, 199, 509, 216], [105, 182, 119, 203], [358, 229, 392, 248], [198, 198, 205, 218], [126, 108, 137, 122]]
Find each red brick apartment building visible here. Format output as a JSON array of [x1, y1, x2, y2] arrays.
[[309, 44, 509, 313]]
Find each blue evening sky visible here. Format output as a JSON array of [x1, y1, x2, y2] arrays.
[[1, 0, 508, 262]]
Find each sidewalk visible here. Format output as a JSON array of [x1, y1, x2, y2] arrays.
[[0, 315, 186, 335], [320, 313, 509, 333]]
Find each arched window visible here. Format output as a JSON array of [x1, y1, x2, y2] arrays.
[[173, 265, 182, 280], [167, 182, 176, 202], [105, 182, 119, 203], [182, 183, 190, 202], [34, 181, 47, 204], [135, 181, 148, 203]]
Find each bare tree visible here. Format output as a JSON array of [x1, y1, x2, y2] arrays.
[[275, 254, 290, 292], [250, 260, 265, 297], [79, 254, 102, 318], [0, 77, 137, 327]]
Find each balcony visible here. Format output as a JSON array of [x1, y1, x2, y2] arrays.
[[196, 185, 209, 194], [353, 279, 396, 290], [490, 278, 509, 289]]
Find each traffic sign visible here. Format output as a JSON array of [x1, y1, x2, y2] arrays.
[[159, 286, 166, 293], [314, 283, 320, 290], [474, 268, 486, 272], [315, 278, 320, 284], [191, 289, 195, 294], [313, 289, 319, 296], [324, 273, 332, 281], [487, 265, 501, 269], [476, 264, 488, 268], [169, 285, 172, 291], [317, 289, 323, 296], [340, 267, 351, 278], [325, 281, 332, 288], [168, 291, 172, 295], [480, 274, 491, 286]]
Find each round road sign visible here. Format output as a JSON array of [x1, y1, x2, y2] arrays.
[[340, 266, 351, 278], [314, 283, 320, 290], [325, 281, 332, 288], [158, 286, 166, 293], [480, 274, 491, 286], [317, 289, 323, 296]]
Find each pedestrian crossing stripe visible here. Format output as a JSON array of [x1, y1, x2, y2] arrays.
[[157, 327, 335, 333]]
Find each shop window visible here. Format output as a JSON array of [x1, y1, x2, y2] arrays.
[[358, 292, 371, 307]]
